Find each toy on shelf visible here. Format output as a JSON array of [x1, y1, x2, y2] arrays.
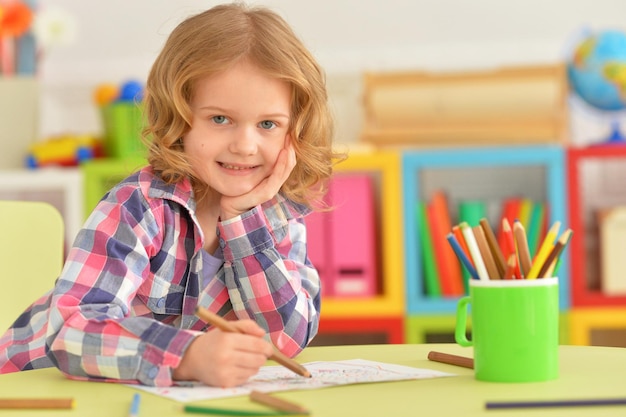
[[25, 134, 103, 169], [93, 80, 146, 159]]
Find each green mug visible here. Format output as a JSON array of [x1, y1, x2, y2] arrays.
[[455, 278, 559, 382]]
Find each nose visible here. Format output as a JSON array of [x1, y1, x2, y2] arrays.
[[228, 126, 258, 155]]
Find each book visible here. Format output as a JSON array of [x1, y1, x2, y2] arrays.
[[526, 201, 545, 258], [429, 191, 464, 296], [416, 202, 441, 297]]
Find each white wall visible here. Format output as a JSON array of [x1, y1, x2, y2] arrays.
[[37, 0, 626, 144]]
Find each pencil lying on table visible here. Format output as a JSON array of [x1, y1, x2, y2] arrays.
[[0, 398, 75, 409], [427, 351, 474, 369], [250, 390, 310, 415], [194, 307, 311, 378]]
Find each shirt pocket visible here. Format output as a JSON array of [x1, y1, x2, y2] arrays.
[[137, 275, 186, 315]]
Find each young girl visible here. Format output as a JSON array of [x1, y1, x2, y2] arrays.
[[0, 3, 341, 387]]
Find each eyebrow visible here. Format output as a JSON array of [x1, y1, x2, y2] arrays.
[[197, 106, 290, 120]]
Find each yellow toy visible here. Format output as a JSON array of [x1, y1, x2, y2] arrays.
[[26, 135, 103, 168]]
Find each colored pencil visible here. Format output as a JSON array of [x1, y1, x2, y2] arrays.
[[460, 222, 489, 281], [183, 405, 289, 416], [452, 224, 475, 292], [0, 398, 75, 409], [536, 229, 572, 278], [195, 307, 311, 378], [427, 351, 474, 369], [486, 397, 626, 410], [446, 232, 479, 280], [513, 220, 532, 277], [501, 218, 521, 279], [129, 393, 141, 417], [473, 225, 499, 279], [479, 218, 506, 277], [250, 391, 310, 415], [503, 254, 516, 280], [527, 221, 561, 279]]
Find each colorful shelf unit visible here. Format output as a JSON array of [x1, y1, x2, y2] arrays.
[[567, 145, 626, 307], [307, 174, 378, 298], [311, 316, 404, 346], [570, 308, 626, 347], [404, 315, 468, 344], [81, 157, 147, 218], [405, 313, 570, 345], [402, 145, 569, 315], [319, 151, 405, 318]]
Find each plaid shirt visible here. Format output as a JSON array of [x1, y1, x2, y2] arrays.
[[0, 166, 320, 386]]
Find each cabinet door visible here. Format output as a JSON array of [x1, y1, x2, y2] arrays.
[[328, 174, 378, 297], [305, 205, 331, 297]]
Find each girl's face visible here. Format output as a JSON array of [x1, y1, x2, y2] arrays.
[[183, 60, 292, 198]]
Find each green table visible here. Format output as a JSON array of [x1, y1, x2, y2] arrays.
[[1, 344, 624, 416]]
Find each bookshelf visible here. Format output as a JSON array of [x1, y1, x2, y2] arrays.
[[319, 151, 405, 318], [402, 145, 570, 316], [567, 145, 626, 307]]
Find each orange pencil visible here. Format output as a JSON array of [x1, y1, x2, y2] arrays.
[[503, 254, 516, 279], [0, 398, 75, 409], [501, 218, 521, 279]]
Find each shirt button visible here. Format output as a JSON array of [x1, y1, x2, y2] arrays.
[[157, 298, 165, 308], [219, 239, 226, 248], [147, 367, 158, 379]]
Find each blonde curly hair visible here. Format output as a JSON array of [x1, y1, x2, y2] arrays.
[[142, 3, 343, 207]]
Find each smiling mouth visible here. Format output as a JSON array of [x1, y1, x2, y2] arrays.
[[219, 162, 258, 170]]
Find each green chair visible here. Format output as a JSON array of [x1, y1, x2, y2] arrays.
[[0, 200, 64, 332]]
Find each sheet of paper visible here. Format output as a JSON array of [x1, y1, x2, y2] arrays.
[[133, 359, 455, 402]]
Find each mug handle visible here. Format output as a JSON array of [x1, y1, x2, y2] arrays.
[[455, 296, 472, 347]]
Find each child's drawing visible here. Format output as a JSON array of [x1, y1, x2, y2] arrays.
[[133, 359, 454, 402]]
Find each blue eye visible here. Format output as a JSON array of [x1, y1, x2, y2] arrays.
[[212, 115, 228, 124], [259, 120, 276, 130]]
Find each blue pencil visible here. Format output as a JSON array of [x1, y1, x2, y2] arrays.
[[446, 233, 479, 280], [486, 397, 626, 409], [129, 393, 141, 417]]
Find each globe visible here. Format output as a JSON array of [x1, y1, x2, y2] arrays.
[[567, 29, 626, 143]]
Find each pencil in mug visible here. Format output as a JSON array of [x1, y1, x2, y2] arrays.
[[194, 307, 311, 378], [526, 221, 561, 279], [472, 225, 499, 280], [446, 232, 479, 280], [513, 220, 532, 278], [459, 222, 489, 281], [503, 254, 516, 280], [536, 229, 573, 279], [479, 218, 506, 277], [501, 218, 521, 279]]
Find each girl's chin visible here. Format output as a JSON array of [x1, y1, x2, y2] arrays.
[[213, 186, 255, 198]]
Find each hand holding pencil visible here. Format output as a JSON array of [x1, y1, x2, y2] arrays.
[[195, 307, 311, 379], [172, 309, 277, 387]]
